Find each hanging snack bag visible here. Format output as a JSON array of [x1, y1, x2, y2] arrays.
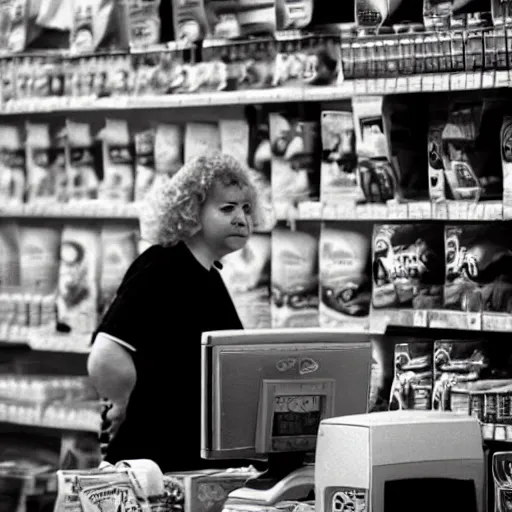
[[125, 0, 161, 49]]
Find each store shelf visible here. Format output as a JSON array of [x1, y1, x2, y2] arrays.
[[0, 202, 141, 219], [278, 200, 505, 222], [0, 70, 508, 115]]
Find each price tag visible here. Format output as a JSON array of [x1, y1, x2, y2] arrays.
[[356, 204, 373, 219], [372, 204, 388, 219], [323, 203, 339, 220], [483, 314, 512, 332], [484, 202, 503, 220], [355, 79, 367, 94], [298, 201, 322, 220], [466, 312, 482, 330], [366, 79, 377, 94], [504, 205, 512, 219], [396, 77, 408, 93], [432, 202, 448, 219], [408, 201, 431, 219], [376, 78, 386, 93], [337, 203, 358, 219], [495, 70, 509, 88], [422, 74, 434, 92], [433, 73, 447, 91], [448, 201, 464, 220], [384, 78, 396, 94], [386, 202, 408, 220], [482, 71, 495, 89], [408, 75, 422, 92], [413, 310, 428, 327]]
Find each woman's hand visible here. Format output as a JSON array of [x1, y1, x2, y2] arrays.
[[100, 399, 128, 456]]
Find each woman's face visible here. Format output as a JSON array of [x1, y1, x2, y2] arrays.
[[198, 182, 254, 259]]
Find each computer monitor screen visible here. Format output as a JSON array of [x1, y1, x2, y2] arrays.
[[201, 328, 372, 461]]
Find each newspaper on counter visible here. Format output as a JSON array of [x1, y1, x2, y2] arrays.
[[55, 460, 165, 512]]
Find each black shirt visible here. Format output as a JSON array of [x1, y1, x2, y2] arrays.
[[93, 242, 244, 472]]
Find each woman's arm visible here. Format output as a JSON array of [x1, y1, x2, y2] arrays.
[[87, 333, 137, 407]]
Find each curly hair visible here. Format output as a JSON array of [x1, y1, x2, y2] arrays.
[[140, 152, 265, 247]]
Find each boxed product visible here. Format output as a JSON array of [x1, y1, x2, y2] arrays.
[[99, 118, 135, 203], [269, 110, 321, 220], [440, 224, 512, 332], [319, 221, 372, 331], [165, 468, 258, 512], [427, 98, 503, 215], [271, 221, 320, 328], [99, 223, 139, 314], [204, 0, 276, 39], [434, 339, 512, 442], [275, 0, 313, 30], [134, 127, 156, 202], [432, 339, 489, 412], [381, 96, 430, 206], [56, 226, 101, 335], [184, 122, 221, 163], [493, 452, 512, 511], [320, 108, 358, 212], [18, 223, 61, 295], [220, 233, 272, 329], [0, 123, 26, 205], [272, 33, 340, 89], [352, 96, 399, 206], [370, 223, 445, 333], [388, 341, 433, 411], [65, 119, 101, 201]]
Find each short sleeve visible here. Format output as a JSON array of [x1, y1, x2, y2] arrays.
[[93, 249, 167, 353]]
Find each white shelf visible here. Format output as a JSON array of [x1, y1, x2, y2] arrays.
[[0, 71, 507, 114], [0, 202, 141, 219]]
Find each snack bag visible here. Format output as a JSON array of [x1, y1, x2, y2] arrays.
[[389, 341, 433, 411], [271, 221, 320, 328], [319, 221, 372, 331], [370, 223, 445, 333], [0, 123, 25, 205]]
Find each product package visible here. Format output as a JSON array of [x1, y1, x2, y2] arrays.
[[65, 119, 101, 201], [271, 33, 340, 88], [434, 340, 512, 442], [271, 221, 320, 328], [371, 223, 445, 332], [184, 122, 221, 163], [388, 341, 433, 411], [57, 226, 100, 335], [204, 0, 276, 39], [427, 99, 503, 214], [0, 222, 20, 289], [99, 118, 135, 203], [165, 468, 259, 512], [99, 224, 139, 314], [441, 224, 512, 332], [319, 221, 372, 331], [134, 127, 156, 202], [190, 43, 230, 93], [18, 223, 61, 296], [493, 452, 512, 510], [132, 43, 192, 96], [221, 233, 271, 329], [268, 110, 321, 220], [501, 116, 512, 217], [70, 0, 96, 53], [246, 107, 275, 232], [25, 122, 57, 205], [154, 123, 184, 175], [0, 123, 25, 205], [382, 96, 430, 205], [320, 108, 358, 212], [356, 0, 423, 28], [171, 0, 210, 43], [125, 0, 160, 49], [275, 0, 313, 30], [352, 96, 399, 206], [432, 339, 489, 412]]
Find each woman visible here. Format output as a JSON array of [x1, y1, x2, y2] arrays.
[[87, 153, 263, 472]]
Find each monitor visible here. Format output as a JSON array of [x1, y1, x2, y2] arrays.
[[316, 410, 484, 512], [200, 328, 372, 506]]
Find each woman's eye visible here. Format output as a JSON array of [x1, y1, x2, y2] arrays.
[[221, 205, 234, 213], [243, 204, 252, 214]]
